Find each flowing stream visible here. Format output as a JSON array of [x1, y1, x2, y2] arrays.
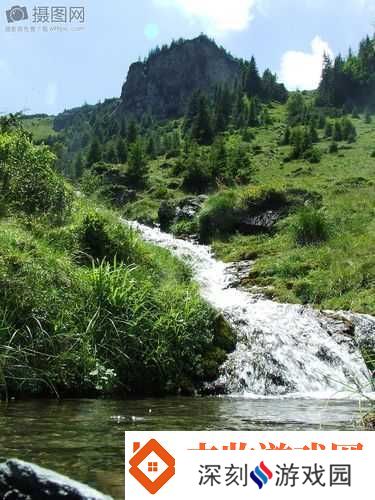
[[126, 221, 375, 399], [1, 222, 373, 500]]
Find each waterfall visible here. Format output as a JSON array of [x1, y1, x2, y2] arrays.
[[125, 220, 374, 399]]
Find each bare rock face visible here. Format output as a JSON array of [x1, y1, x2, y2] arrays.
[[120, 35, 241, 119], [0, 459, 113, 500]]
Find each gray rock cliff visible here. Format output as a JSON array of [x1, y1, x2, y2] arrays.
[[119, 35, 242, 119]]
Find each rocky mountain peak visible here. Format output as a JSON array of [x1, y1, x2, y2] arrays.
[[119, 35, 242, 119]]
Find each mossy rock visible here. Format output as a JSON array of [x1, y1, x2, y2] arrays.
[[158, 200, 177, 230], [200, 315, 236, 383], [201, 347, 228, 381], [214, 314, 237, 353], [362, 412, 375, 430]]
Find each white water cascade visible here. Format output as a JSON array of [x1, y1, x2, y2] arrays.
[[126, 221, 375, 399]]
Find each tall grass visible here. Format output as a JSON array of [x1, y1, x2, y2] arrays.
[[0, 202, 226, 398], [292, 208, 330, 246]]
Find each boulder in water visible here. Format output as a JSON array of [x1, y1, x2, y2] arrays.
[[0, 459, 113, 500]]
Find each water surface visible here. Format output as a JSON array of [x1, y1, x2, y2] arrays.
[[0, 397, 369, 499]]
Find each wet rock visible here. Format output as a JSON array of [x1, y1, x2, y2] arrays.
[[321, 312, 355, 338], [225, 260, 255, 288], [158, 195, 207, 230], [0, 459, 113, 500], [362, 412, 375, 430], [238, 210, 284, 234], [103, 185, 136, 207], [316, 346, 341, 366], [158, 200, 176, 230], [175, 195, 207, 222]]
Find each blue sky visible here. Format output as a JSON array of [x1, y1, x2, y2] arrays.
[[0, 0, 374, 115]]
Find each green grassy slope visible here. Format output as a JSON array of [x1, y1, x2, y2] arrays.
[[212, 104, 375, 313], [106, 103, 375, 314], [22, 102, 375, 315], [21, 116, 57, 141]]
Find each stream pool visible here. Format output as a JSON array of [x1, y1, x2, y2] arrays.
[[0, 397, 370, 498]]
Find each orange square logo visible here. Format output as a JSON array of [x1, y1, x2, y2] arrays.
[[129, 439, 175, 494]]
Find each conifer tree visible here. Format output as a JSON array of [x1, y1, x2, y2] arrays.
[[245, 56, 262, 97], [127, 120, 138, 144], [117, 137, 128, 163], [127, 140, 148, 188], [325, 121, 333, 138], [74, 152, 84, 179], [248, 97, 260, 126], [105, 144, 118, 164], [309, 123, 319, 143], [333, 121, 343, 141], [87, 137, 102, 166], [191, 94, 214, 145], [287, 92, 306, 126], [210, 136, 227, 179]]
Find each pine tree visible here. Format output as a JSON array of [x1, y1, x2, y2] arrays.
[[261, 106, 272, 125], [87, 137, 102, 166], [352, 106, 360, 119], [117, 137, 128, 163], [248, 97, 260, 126], [214, 85, 232, 133], [287, 92, 306, 126], [309, 123, 319, 143], [120, 119, 127, 138], [364, 109, 372, 124], [245, 56, 262, 97], [333, 121, 343, 141], [325, 121, 333, 138], [261, 69, 288, 103], [105, 144, 118, 164], [74, 153, 84, 179], [229, 144, 253, 184], [191, 94, 214, 145], [146, 135, 156, 158], [318, 114, 326, 129], [127, 120, 138, 144], [210, 136, 227, 179], [184, 91, 201, 132], [127, 140, 148, 188], [282, 127, 291, 145]]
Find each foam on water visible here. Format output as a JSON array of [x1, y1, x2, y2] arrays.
[[125, 220, 374, 399]]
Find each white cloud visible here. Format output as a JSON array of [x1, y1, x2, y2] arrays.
[[154, 0, 258, 35], [280, 36, 334, 91], [45, 82, 58, 107]]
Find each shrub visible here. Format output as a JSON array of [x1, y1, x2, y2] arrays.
[[75, 210, 144, 265], [171, 219, 198, 237], [239, 185, 287, 212], [0, 206, 227, 397], [329, 142, 338, 154], [0, 130, 72, 221], [158, 200, 176, 230], [304, 147, 322, 163], [292, 208, 330, 246], [181, 145, 212, 193], [198, 190, 238, 242], [80, 170, 102, 195], [127, 140, 148, 188], [198, 185, 288, 242], [182, 160, 212, 193]]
